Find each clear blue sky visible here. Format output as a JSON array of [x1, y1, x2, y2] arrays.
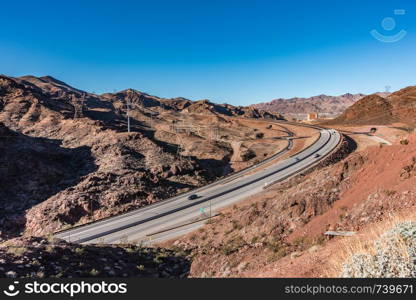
[[1, 0, 415, 105]]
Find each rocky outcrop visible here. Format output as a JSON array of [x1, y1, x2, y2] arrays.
[[252, 93, 369, 115], [326, 86, 416, 126]]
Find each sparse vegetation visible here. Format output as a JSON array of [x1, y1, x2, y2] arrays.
[[89, 269, 100, 276], [6, 247, 28, 257], [292, 236, 311, 249], [266, 237, 286, 253], [250, 236, 259, 244], [220, 236, 246, 256], [267, 249, 288, 262], [339, 213, 346, 221], [231, 219, 243, 230], [255, 132, 264, 139], [341, 221, 416, 278], [74, 247, 85, 255], [137, 265, 145, 271], [382, 190, 397, 197]]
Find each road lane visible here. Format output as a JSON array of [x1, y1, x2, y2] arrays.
[[55, 123, 341, 245]]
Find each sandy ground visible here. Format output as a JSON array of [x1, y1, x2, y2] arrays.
[[224, 120, 319, 172], [155, 114, 319, 174], [325, 124, 410, 151]]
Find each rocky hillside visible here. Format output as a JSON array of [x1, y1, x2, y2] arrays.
[[164, 132, 416, 277], [252, 93, 367, 116], [0, 75, 285, 241], [325, 87, 416, 126], [0, 123, 95, 238], [184, 99, 281, 119], [101, 89, 283, 120]]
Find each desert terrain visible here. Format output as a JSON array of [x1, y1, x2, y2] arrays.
[[160, 87, 416, 278], [252, 92, 390, 120], [0, 74, 323, 278], [161, 126, 415, 278], [1, 76, 416, 279], [0, 75, 294, 240]]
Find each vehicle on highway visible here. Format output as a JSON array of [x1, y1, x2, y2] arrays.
[[314, 153, 320, 158], [54, 127, 341, 245], [187, 194, 199, 200]]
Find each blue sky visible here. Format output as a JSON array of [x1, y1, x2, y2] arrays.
[[1, 0, 415, 105]]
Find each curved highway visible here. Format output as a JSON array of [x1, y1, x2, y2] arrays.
[[55, 123, 341, 245]]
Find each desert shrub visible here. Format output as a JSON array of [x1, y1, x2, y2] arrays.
[[137, 265, 145, 271], [250, 236, 259, 244], [341, 221, 416, 278], [241, 149, 256, 161], [400, 139, 410, 145], [231, 219, 242, 230], [89, 269, 100, 276], [292, 236, 311, 249], [266, 237, 285, 253], [6, 247, 28, 257], [74, 247, 85, 255], [267, 249, 287, 262], [220, 236, 246, 256], [381, 189, 397, 197]]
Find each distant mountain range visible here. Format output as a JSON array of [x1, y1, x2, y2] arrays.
[[252, 92, 390, 117], [324, 86, 416, 126]]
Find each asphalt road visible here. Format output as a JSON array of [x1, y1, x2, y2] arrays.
[[55, 123, 341, 245]]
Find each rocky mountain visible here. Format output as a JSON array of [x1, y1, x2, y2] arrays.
[[325, 86, 416, 126], [252, 93, 366, 115], [252, 93, 391, 118], [0, 74, 284, 240]]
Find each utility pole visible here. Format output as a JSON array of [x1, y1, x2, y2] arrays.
[[89, 198, 94, 221], [72, 93, 85, 119], [126, 90, 132, 133]]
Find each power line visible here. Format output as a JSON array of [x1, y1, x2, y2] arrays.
[[72, 93, 86, 119], [126, 90, 133, 133]]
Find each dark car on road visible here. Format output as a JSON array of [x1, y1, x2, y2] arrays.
[[187, 194, 198, 200]]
